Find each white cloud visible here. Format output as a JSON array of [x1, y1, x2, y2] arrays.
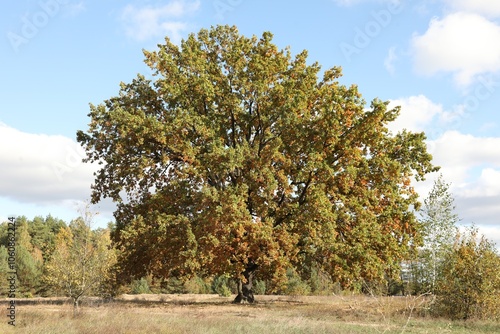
[[424, 131, 500, 226], [461, 168, 500, 198], [62, 1, 86, 17], [387, 95, 460, 134], [0, 123, 96, 203], [443, 0, 500, 18], [479, 122, 498, 132], [428, 131, 500, 173], [121, 0, 200, 43], [0, 123, 117, 226], [411, 12, 500, 86], [412, 131, 500, 246], [455, 192, 500, 240], [413, 173, 500, 248], [473, 225, 500, 248], [384, 46, 398, 75]]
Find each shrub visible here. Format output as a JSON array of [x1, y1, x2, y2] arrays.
[[253, 280, 266, 295], [161, 277, 186, 294], [284, 268, 311, 296], [309, 267, 334, 295], [433, 227, 500, 320], [212, 275, 232, 297], [184, 276, 212, 294], [130, 277, 151, 294]]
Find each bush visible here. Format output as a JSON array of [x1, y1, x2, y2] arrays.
[[184, 276, 212, 294], [130, 277, 151, 294], [212, 275, 232, 297], [284, 268, 311, 296], [253, 280, 266, 295], [433, 227, 500, 320], [309, 267, 334, 295], [161, 277, 186, 294]]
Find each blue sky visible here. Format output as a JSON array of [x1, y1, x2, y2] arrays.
[[1, 0, 500, 244]]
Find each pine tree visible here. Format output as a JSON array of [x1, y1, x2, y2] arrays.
[[15, 218, 43, 296]]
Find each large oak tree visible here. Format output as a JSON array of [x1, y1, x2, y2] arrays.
[[77, 26, 438, 302]]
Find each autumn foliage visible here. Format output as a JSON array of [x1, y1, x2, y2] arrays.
[[433, 227, 500, 320], [44, 217, 116, 311], [77, 26, 438, 297]]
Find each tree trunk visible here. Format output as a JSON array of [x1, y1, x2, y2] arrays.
[[73, 297, 80, 317], [233, 262, 259, 304]]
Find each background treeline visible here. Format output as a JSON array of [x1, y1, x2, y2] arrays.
[[2, 176, 500, 320], [0, 214, 336, 298]]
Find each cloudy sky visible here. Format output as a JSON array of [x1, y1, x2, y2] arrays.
[[1, 0, 499, 244]]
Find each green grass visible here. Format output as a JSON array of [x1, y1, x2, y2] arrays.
[[1, 294, 500, 333]]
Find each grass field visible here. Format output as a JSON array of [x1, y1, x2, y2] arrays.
[[1, 294, 500, 333]]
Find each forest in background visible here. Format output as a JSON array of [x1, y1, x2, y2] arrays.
[[2, 175, 500, 320]]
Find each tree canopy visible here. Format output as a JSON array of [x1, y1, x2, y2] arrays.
[[77, 25, 438, 300]]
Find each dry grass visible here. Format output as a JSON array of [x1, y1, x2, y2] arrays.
[[1, 294, 500, 333]]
